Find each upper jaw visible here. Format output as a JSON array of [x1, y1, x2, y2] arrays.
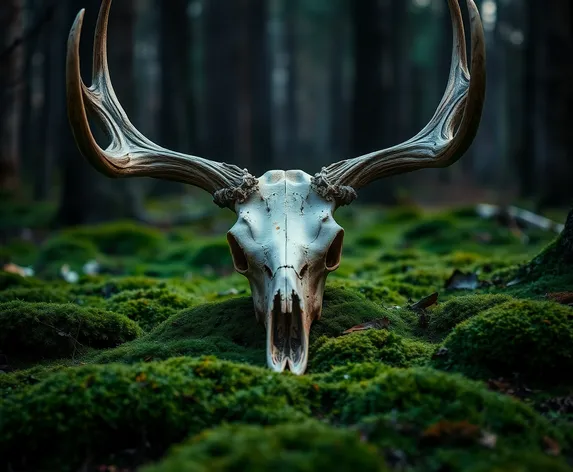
[[265, 290, 311, 375]]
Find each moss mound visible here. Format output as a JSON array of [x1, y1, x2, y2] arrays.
[[0, 301, 142, 361], [189, 239, 233, 269], [71, 275, 166, 298], [309, 330, 432, 373], [433, 299, 573, 382], [106, 287, 199, 331], [61, 220, 164, 256], [92, 296, 264, 365], [336, 367, 571, 471], [0, 270, 42, 290], [93, 286, 416, 368], [142, 422, 387, 472], [0, 286, 74, 304], [427, 294, 513, 340], [36, 235, 99, 274], [1, 357, 571, 471], [317, 285, 415, 337], [0, 357, 312, 471]]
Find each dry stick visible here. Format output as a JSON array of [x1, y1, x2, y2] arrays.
[[476, 204, 565, 233], [33, 317, 86, 351], [71, 318, 83, 361]]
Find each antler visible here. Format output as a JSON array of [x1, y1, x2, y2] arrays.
[[312, 0, 486, 205], [66, 0, 258, 209]]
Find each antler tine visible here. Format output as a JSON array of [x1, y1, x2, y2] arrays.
[[312, 0, 486, 205], [66, 0, 257, 209]]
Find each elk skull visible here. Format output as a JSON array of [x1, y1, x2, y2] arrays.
[[227, 170, 345, 374], [66, 0, 486, 374]]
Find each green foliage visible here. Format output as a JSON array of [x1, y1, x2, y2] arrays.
[[334, 367, 571, 471], [2, 357, 570, 472], [0, 204, 570, 471], [0, 239, 38, 266], [106, 287, 198, 331], [37, 235, 99, 265], [0, 286, 75, 304], [61, 220, 164, 256], [70, 275, 167, 298], [434, 300, 573, 382], [83, 286, 416, 368], [0, 270, 42, 290], [189, 239, 232, 269], [402, 216, 520, 254], [142, 422, 387, 472], [426, 294, 513, 341], [0, 301, 142, 361], [309, 330, 432, 373], [0, 357, 313, 471], [35, 235, 99, 277]]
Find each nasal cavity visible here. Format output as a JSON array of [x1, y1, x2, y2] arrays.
[[227, 233, 249, 272], [325, 230, 344, 271]]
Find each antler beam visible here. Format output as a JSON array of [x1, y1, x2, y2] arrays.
[[66, 0, 257, 209], [312, 0, 486, 201]]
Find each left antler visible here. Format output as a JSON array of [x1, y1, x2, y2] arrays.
[[312, 0, 486, 203], [66, 0, 257, 209]]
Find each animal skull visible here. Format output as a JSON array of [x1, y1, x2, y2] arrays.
[[228, 170, 344, 374], [66, 0, 486, 374]]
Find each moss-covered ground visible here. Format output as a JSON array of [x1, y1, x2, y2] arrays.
[[1, 201, 572, 471]]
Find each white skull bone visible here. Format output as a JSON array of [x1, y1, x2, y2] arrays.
[[227, 170, 344, 375]]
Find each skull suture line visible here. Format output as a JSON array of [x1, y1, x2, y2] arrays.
[[66, 0, 486, 374]]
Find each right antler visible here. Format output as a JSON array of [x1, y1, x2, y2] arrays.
[[66, 0, 258, 209], [312, 0, 486, 206]]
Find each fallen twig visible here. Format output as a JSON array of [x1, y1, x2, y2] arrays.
[[476, 204, 564, 233]]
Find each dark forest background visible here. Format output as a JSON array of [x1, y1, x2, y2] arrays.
[[0, 0, 572, 226]]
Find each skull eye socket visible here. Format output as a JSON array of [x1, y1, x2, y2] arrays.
[[325, 230, 344, 271], [227, 233, 249, 273]]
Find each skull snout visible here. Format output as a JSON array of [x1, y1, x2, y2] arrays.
[[266, 267, 312, 375]]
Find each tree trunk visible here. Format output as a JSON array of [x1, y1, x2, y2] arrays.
[[350, 0, 400, 204], [55, 0, 144, 225], [159, 0, 194, 152], [523, 0, 573, 207], [0, 0, 24, 194], [236, 0, 272, 176], [203, 0, 239, 165]]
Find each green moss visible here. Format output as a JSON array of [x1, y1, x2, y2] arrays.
[[433, 299, 573, 382], [426, 294, 513, 341], [403, 216, 458, 241], [87, 286, 417, 368], [0, 301, 142, 361], [0, 357, 313, 471], [337, 367, 571, 471], [88, 337, 264, 366], [0, 270, 42, 290], [0, 362, 76, 396], [401, 216, 521, 254], [384, 205, 424, 223], [0, 286, 74, 304], [35, 235, 99, 276], [309, 330, 432, 373], [0, 239, 38, 266], [70, 275, 167, 298], [316, 286, 415, 338], [189, 239, 232, 269], [61, 220, 164, 256], [142, 422, 387, 472], [106, 287, 199, 331]]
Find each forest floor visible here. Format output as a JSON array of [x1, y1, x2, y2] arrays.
[[1, 199, 573, 471]]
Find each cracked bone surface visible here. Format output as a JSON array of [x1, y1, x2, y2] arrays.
[[66, 0, 485, 374], [228, 170, 344, 375]]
